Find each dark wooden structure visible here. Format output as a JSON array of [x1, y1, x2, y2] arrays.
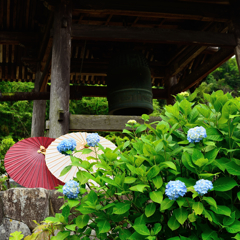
[[0, 0, 240, 137]]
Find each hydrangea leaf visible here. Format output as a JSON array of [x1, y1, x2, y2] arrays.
[[97, 220, 111, 233], [145, 203, 156, 217], [225, 161, 240, 176], [213, 177, 238, 191], [153, 223, 162, 235], [60, 165, 72, 177], [223, 212, 236, 226], [150, 191, 163, 204], [147, 166, 160, 180], [152, 176, 163, 189], [160, 198, 175, 211], [203, 197, 217, 209], [113, 203, 131, 215], [174, 208, 188, 225], [206, 128, 223, 141], [133, 224, 150, 236], [210, 205, 231, 217], [129, 184, 149, 193], [192, 202, 204, 215], [226, 220, 240, 233], [188, 212, 197, 222], [168, 215, 180, 231], [124, 177, 137, 184]]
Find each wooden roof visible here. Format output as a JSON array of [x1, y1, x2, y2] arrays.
[[0, 0, 236, 94]]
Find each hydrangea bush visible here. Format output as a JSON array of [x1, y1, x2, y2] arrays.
[[44, 90, 240, 240]]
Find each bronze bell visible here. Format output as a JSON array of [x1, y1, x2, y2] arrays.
[[107, 51, 153, 115]]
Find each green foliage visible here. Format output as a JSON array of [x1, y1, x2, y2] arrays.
[[0, 137, 15, 174], [25, 90, 240, 240]]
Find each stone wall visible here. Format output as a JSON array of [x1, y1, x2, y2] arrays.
[[0, 188, 64, 240]]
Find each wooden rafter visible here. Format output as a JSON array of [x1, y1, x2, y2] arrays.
[[171, 48, 234, 94], [0, 32, 38, 45], [72, 0, 230, 22], [0, 86, 167, 101], [71, 24, 236, 47]]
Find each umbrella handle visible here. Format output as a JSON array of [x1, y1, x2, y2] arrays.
[[37, 145, 46, 155]]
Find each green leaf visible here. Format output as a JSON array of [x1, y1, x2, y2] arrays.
[[203, 197, 217, 209], [81, 148, 93, 154], [226, 220, 240, 233], [192, 149, 204, 162], [129, 184, 149, 193], [119, 229, 132, 240], [60, 165, 72, 177], [54, 231, 70, 240], [122, 141, 130, 150], [179, 99, 191, 116], [223, 212, 235, 226], [88, 190, 98, 205], [168, 215, 180, 231], [160, 198, 175, 211], [101, 202, 115, 210], [150, 191, 163, 204], [124, 177, 137, 184], [76, 215, 90, 228], [147, 166, 160, 180], [44, 217, 61, 223], [188, 107, 199, 123], [202, 209, 212, 222], [97, 220, 111, 233], [145, 203, 156, 217], [153, 223, 162, 235], [213, 177, 238, 191], [225, 161, 240, 175], [159, 161, 176, 171], [65, 224, 77, 231], [188, 212, 197, 222], [152, 176, 163, 189], [206, 128, 223, 141], [133, 224, 150, 236], [192, 202, 204, 215], [174, 208, 188, 225], [101, 177, 122, 189], [136, 124, 147, 133], [210, 205, 231, 217], [201, 230, 218, 240], [9, 231, 24, 240], [113, 203, 131, 214], [76, 171, 89, 184]]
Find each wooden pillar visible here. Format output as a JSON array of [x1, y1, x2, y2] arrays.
[[231, 1, 240, 74], [166, 76, 178, 105], [49, 0, 72, 138], [31, 69, 46, 137]]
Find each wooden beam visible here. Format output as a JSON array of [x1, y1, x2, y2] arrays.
[[46, 115, 162, 132], [49, 0, 72, 138], [72, 24, 236, 47], [31, 69, 46, 137], [0, 87, 167, 101], [72, 0, 230, 22], [171, 48, 234, 94], [71, 59, 165, 78], [0, 32, 38, 45]]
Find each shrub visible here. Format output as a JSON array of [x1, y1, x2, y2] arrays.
[[15, 90, 240, 239]]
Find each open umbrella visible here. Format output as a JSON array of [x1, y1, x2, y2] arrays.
[[4, 137, 64, 189], [45, 132, 116, 183]]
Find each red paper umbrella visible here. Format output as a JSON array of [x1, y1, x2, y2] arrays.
[[4, 137, 64, 189]]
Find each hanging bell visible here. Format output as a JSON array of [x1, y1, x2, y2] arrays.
[[107, 51, 153, 115]]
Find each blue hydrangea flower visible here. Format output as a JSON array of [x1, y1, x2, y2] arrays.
[[165, 180, 187, 200], [63, 180, 80, 199], [187, 126, 207, 143], [194, 179, 213, 196], [57, 138, 77, 154], [86, 133, 100, 147]]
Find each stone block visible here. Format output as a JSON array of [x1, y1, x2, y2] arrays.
[[0, 192, 3, 225], [0, 218, 31, 240], [49, 190, 64, 216], [2, 188, 49, 230]]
